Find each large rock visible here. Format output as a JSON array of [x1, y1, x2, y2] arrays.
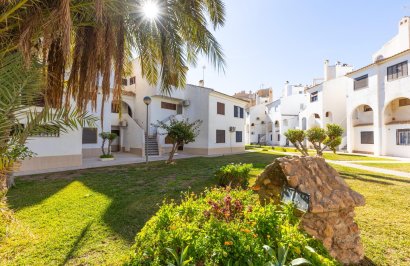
[[255, 156, 365, 265]]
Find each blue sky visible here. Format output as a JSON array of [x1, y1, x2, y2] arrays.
[[186, 0, 409, 97]]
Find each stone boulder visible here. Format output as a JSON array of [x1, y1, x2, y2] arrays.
[[255, 156, 365, 265]]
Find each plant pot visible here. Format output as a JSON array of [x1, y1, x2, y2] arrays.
[[99, 157, 116, 161]]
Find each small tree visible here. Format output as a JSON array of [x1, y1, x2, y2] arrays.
[[155, 119, 202, 164], [99, 132, 118, 158], [285, 124, 344, 157], [284, 129, 309, 156]]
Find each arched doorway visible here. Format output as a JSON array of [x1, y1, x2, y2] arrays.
[[308, 113, 321, 128], [383, 97, 410, 157], [325, 111, 333, 124], [350, 104, 374, 154]]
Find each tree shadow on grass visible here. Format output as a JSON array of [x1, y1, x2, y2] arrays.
[[8, 152, 281, 245], [339, 172, 394, 186], [62, 222, 92, 265]]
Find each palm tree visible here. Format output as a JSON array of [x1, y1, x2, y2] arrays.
[[0, 53, 98, 192], [0, 0, 226, 113]]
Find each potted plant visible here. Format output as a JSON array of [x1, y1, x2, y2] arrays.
[[99, 132, 118, 161]]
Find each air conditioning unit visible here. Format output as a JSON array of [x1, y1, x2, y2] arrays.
[[119, 120, 128, 127], [261, 121, 265, 124], [182, 100, 190, 107], [229, 126, 236, 132]]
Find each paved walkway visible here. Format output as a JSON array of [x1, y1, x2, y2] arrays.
[[14, 152, 199, 176], [327, 160, 410, 178]]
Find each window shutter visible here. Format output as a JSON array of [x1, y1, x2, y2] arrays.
[[360, 131, 374, 144], [217, 102, 225, 115], [82, 128, 98, 144], [236, 131, 242, 142], [216, 130, 225, 143], [234, 106, 238, 117], [161, 101, 177, 110], [240, 107, 244, 118]]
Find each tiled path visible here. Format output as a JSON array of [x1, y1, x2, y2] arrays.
[[14, 152, 199, 176], [328, 160, 410, 179]]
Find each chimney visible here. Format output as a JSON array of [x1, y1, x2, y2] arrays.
[[324, 59, 329, 81], [199, 80, 204, 87]]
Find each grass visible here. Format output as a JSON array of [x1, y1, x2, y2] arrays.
[[352, 162, 410, 173], [246, 145, 396, 161], [0, 152, 408, 265], [330, 164, 410, 266], [0, 153, 278, 265]]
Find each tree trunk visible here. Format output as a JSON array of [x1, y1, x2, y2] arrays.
[[108, 140, 112, 155], [101, 139, 106, 156], [167, 143, 178, 163]]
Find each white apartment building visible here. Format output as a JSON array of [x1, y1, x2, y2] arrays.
[[346, 17, 410, 157], [243, 88, 273, 144], [300, 61, 353, 148], [266, 83, 306, 146], [19, 60, 247, 172]]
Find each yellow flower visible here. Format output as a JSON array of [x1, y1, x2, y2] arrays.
[[170, 225, 177, 230], [294, 247, 301, 255], [241, 228, 251, 233], [224, 241, 233, 246]]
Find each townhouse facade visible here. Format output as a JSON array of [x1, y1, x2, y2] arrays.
[[266, 83, 306, 146], [300, 61, 353, 148], [346, 17, 410, 157], [241, 88, 273, 144], [19, 60, 247, 173]]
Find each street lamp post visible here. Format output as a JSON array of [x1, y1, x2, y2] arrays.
[[143, 96, 152, 164]]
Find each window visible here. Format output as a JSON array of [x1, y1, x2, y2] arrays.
[[122, 78, 128, 86], [217, 102, 225, 115], [363, 105, 373, 112], [82, 128, 98, 144], [360, 131, 374, 144], [314, 113, 320, 119], [397, 129, 410, 145], [161, 101, 177, 110], [129, 76, 136, 85], [310, 91, 318, 102], [354, 75, 368, 90], [236, 131, 243, 142], [387, 61, 408, 81], [399, 98, 410, 107], [177, 104, 183, 114], [278, 134, 280, 141], [234, 106, 244, 118], [30, 125, 60, 137], [216, 130, 225, 143]]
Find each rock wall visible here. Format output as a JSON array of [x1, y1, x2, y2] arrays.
[[255, 156, 365, 264]]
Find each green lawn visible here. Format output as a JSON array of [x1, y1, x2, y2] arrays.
[[352, 162, 410, 173], [247, 146, 396, 161], [1, 152, 409, 265], [330, 164, 410, 266]]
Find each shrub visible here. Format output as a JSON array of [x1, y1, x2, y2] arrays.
[[128, 188, 337, 265], [262, 148, 268, 151], [215, 163, 253, 189]]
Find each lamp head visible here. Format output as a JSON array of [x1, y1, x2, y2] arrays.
[[143, 96, 152, 105]]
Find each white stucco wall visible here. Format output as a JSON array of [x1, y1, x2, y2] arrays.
[[207, 92, 247, 150]]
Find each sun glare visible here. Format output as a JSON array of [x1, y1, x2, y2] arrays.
[[142, 1, 159, 20]]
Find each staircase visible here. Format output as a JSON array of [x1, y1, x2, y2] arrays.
[[145, 134, 159, 156]]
